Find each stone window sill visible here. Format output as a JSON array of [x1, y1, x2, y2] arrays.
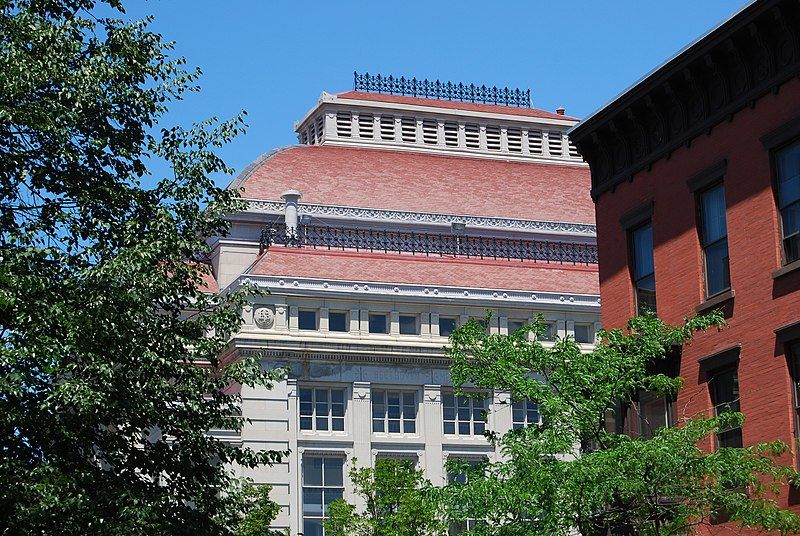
[[695, 289, 735, 314], [772, 259, 800, 280]]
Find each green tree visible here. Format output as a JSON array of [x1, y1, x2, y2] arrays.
[[0, 1, 283, 534], [324, 458, 444, 536], [440, 312, 800, 535], [236, 485, 286, 536]]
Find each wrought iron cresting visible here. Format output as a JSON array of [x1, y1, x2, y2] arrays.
[[353, 72, 532, 108], [260, 224, 597, 265]]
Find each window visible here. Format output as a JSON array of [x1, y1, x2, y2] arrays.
[[507, 319, 526, 334], [401, 116, 416, 143], [776, 140, 800, 264], [573, 323, 593, 344], [368, 313, 388, 334], [328, 311, 348, 333], [443, 393, 486, 436], [379, 115, 395, 140], [300, 387, 345, 432], [485, 125, 501, 151], [464, 123, 480, 149], [336, 112, 352, 137], [710, 366, 742, 448], [439, 316, 458, 338], [447, 458, 486, 534], [638, 392, 676, 439], [631, 223, 657, 315], [303, 456, 344, 536], [507, 128, 522, 153], [789, 341, 800, 468], [538, 322, 556, 341], [372, 390, 417, 434], [299, 310, 318, 331], [512, 399, 541, 429], [698, 184, 730, 297], [444, 122, 458, 147], [399, 314, 418, 335]]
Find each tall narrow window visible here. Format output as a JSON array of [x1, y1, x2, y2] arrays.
[[699, 184, 730, 297], [776, 140, 800, 264], [447, 458, 486, 534], [302, 456, 344, 536], [638, 392, 676, 439], [789, 341, 800, 468], [299, 387, 345, 432], [631, 223, 656, 315], [710, 366, 742, 448]]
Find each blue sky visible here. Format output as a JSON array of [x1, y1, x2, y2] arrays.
[[122, 0, 750, 188]]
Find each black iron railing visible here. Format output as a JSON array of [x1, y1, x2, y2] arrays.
[[260, 224, 597, 265], [353, 72, 532, 108]]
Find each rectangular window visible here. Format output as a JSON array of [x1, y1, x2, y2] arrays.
[[442, 393, 486, 436], [507, 319, 526, 334], [699, 184, 731, 297], [299, 387, 345, 432], [439, 316, 458, 337], [710, 366, 742, 448], [638, 392, 676, 439], [368, 313, 388, 334], [447, 458, 485, 534], [776, 140, 800, 264], [512, 399, 541, 429], [788, 341, 800, 468], [539, 322, 556, 342], [631, 223, 657, 315], [372, 390, 417, 434], [298, 310, 318, 331], [303, 456, 344, 536], [573, 323, 593, 344], [399, 314, 418, 335], [328, 311, 348, 333]]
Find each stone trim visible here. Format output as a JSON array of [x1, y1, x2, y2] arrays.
[[245, 199, 597, 237], [698, 344, 741, 374], [775, 320, 800, 344], [619, 201, 654, 230], [687, 159, 728, 192], [761, 114, 800, 149], [238, 347, 450, 368]]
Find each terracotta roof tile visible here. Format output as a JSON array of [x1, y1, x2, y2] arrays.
[[337, 91, 580, 121], [233, 145, 594, 225], [247, 247, 599, 295]]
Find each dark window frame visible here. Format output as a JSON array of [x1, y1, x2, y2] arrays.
[[787, 340, 800, 469], [399, 314, 419, 335], [774, 139, 800, 266], [368, 313, 388, 334], [709, 364, 742, 449], [629, 221, 657, 316], [696, 181, 731, 298], [298, 309, 319, 331], [328, 310, 348, 333], [439, 316, 458, 338]]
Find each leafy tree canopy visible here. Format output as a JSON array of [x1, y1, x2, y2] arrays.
[[438, 312, 800, 535], [1, 1, 283, 534]]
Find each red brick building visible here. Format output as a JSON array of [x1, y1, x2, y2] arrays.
[[569, 0, 800, 523]]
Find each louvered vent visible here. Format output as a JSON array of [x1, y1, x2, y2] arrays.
[[401, 117, 416, 142], [315, 115, 324, 143], [548, 131, 563, 156], [358, 113, 374, 138], [443, 122, 458, 147], [300, 130, 308, 144], [568, 140, 581, 159], [528, 129, 542, 154], [336, 112, 352, 137], [464, 123, 480, 149], [380, 115, 395, 140], [422, 119, 438, 145], [308, 123, 316, 145], [486, 125, 501, 151], [507, 128, 522, 153]]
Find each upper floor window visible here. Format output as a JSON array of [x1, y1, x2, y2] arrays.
[[399, 314, 419, 335], [698, 184, 730, 297], [300, 387, 345, 432], [299, 309, 318, 331], [789, 340, 800, 467], [369, 313, 388, 334], [573, 323, 594, 344], [328, 311, 348, 332], [507, 319, 526, 335], [538, 321, 556, 341], [442, 393, 486, 436], [631, 223, 656, 315], [302, 456, 344, 536], [776, 140, 800, 264], [710, 366, 742, 448], [372, 390, 417, 434], [638, 391, 676, 439], [512, 399, 541, 429], [439, 316, 458, 338]]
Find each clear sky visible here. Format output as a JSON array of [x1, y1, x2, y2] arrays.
[[122, 0, 750, 188]]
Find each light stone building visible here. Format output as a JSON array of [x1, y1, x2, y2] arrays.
[[208, 75, 601, 535]]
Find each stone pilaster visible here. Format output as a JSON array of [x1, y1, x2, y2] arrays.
[[422, 385, 444, 484]]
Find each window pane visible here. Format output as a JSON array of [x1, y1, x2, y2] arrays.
[[403, 420, 416, 433], [300, 388, 313, 403], [700, 185, 728, 245], [303, 519, 324, 536], [300, 417, 312, 430], [388, 419, 401, 433], [302, 488, 323, 515], [324, 458, 343, 486], [304, 457, 323, 485], [782, 202, 800, 264], [443, 394, 455, 408], [508, 320, 526, 334], [473, 422, 485, 435], [331, 403, 344, 418], [399, 315, 418, 335], [369, 313, 387, 334], [298, 310, 317, 330], [331, 417, 344, 431], [331, 389, 344, 404], [323, 488, 343, 513], [705, 238, 731, 295], [444, 421, 455, 434], [777, 141, 800, 208], [540, 323, 555, 341], [458, 421, 470, 435], [632, 224, 654, 279], [329, 311, 348, 332], [316, 417, 328, 431], [316, 390, 328, 403], [373, 418, 384, 432], [574, 324, 592, 343], [440, 317, 457, 337], [713, 368, 740, 413], [443, 404, 455, 421], [300, 400, 313, 416]]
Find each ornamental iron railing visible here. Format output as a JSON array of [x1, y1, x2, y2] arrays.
[[353, 72, 532, 108], [260, 224, 597, 265]]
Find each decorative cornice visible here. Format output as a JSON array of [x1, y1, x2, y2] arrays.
[[232, 274, 601, 311], [237, 346, 451, 368], [570, 0, 800, 201], [244, 199, 597, 237]]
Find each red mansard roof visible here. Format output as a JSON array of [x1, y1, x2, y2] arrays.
[[232, 145, 594, 225], [336, 91, 580, 122], [248, 247, 599, 295]]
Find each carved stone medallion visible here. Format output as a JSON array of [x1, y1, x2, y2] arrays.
[[253, 306, 275, 329]]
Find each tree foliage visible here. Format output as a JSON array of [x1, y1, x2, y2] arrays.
[[0, 1, 283, 534], [324, 458, 444, 536], [439, 312, 800, 535], [235, 485, 286, 536]]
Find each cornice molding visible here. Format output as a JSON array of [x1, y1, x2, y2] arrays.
[[244, 199, 597, 237], [570, 0, 800, 201], [231, 274, 601, 311], [235, 345, 451, 368]]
